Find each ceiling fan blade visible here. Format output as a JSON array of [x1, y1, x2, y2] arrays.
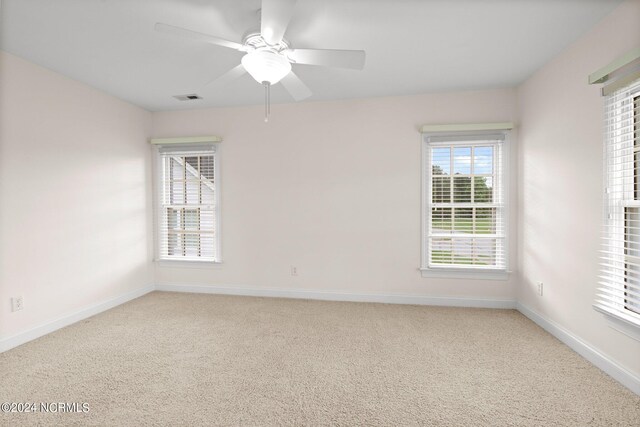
[[260, 0, 297, 45], [155, 23, 244, 51], [280, 71, 312, 101], [285, 49, 366, 70], [202, 64, 247, 89]]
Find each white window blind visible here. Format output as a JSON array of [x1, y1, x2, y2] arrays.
[[423, 133, 507, 271], [597, 78, 640, 327], [156, 143, 220, 262]]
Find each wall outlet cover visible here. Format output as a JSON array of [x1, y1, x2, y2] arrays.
[[11, 296, 24, 312]]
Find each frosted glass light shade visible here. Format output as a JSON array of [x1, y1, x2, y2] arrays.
[[241, 50, 291, 85]]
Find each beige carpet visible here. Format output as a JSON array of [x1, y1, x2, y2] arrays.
[[0, 292, 638, 426]]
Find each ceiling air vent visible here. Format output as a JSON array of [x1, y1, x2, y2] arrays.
[[173, 94, 203, 101]]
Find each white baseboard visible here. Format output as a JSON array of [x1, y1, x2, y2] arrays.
[[0, 285, 155, 353], [155, 283, 517, 309], [517, 303, 640, 395]]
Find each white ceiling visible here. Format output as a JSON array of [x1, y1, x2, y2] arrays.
[[0, 0, 621, 111]]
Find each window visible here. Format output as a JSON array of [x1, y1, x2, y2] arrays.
[[155, 143, 220, 262], [421, 130, 508, 278], [597, 79, 640, 327]]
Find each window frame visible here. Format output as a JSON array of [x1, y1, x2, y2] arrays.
[[153, 143, 222, 265], [596, 81, 640, 337], [630, 93, 640, 316], [420, 130, 510, 280]]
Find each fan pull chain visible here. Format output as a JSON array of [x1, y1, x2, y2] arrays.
[[263, 82, 271, 123]]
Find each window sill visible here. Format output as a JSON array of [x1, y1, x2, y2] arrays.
[[593, 304, 640, 342], [155, 259, 223, 269], [419, 267, 509, 281]]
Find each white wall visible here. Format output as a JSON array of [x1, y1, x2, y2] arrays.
[[152, 89, 518, 301], [0, 52, 154, 339], [517, 0, 640, 378]]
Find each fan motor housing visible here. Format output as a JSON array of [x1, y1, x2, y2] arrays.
[[242, 31, 290, 52]]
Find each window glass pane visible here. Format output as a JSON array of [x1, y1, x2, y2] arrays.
[[201, 182, 215, 204], [453, 208, 473, 234], [452, 238, 474, 265], [200, 235, 215, 258], [184, 157, 200, 181], [473, 238, 497, 266], [453, 176, 471, 202], [473, 176, 493, 203], [475, 208, 495, 234], [431, 207, 452, 234], [183, 233, 200, 257], [185, 180, 200, 204], [431, 238, 452, 264], [432, 176, 451, 203], [432, 147, 450, 175], [453, 146, 471, 175], [200, 209, 215, 230], [170, 157, 185, 179], [170, 180, 184, 204], [168, 233, 180, 256], [183, 209, 200, 231], [167, 208, 181, 231], [625, 207, 640, 314], [200, 155, 215, 181], [474, 146, 493, 174], [432, 236, 500, 267]]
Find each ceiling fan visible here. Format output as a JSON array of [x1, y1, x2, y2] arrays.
[[155, 0, 366, 121]]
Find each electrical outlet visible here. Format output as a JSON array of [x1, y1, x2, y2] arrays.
[[537, 282, 543, 297], [290, 266, 298, 276], [11, 296, 24, 312]]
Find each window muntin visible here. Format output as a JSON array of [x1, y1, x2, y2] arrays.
[[157, 146, 219, 262], [424, 134, 506, 271]]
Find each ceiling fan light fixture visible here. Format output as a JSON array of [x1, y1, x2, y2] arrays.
[[241, 50, 291, 85]]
